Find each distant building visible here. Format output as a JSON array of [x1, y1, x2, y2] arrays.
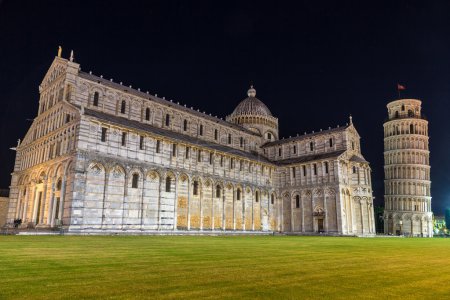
[[0, 189, 10, 227], [383, 99, 433, 237], [6, 53, 375, 235]]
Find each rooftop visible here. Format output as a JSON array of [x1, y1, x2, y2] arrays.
[[79, 71, 260, 137], [83, 108, 273, 164], [261, 124, 350, 147]]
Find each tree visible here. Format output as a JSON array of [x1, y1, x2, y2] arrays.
[[374, 206, 385, 233], [445, 208, 450, 230]]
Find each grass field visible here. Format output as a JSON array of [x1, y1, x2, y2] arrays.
[[0, 236, 449, 299]]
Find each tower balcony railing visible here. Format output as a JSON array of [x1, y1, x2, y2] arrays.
[[384, 114, 427, 123]]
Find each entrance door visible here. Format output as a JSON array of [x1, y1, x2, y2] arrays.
[[318, 219, 324, 233], [35, 192, 42, 225], [55, 197, 60, 222]]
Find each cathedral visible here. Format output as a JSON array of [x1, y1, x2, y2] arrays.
[[6, 52, 376, 236]]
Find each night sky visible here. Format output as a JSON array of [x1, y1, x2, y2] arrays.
[[1, 1, 449, 214]]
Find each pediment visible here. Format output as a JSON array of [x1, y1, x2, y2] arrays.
[[39, 57, 68, 92]]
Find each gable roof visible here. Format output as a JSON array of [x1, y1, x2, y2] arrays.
[[79, 72, 260, 137], [83, 108, 273, 164], [261, 125, 350, 148], [276, 150, 346, 165]]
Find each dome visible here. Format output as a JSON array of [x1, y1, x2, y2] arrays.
[[230, 86, 273, 117]]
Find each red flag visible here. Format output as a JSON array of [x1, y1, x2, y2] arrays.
[[397, 83, 406, 90]]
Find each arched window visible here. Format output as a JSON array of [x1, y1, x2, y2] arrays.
[[145, 108, 150, 121], [56, 179, 62, 191], [255, 191, 259, 202], [410, 124, 414, 134], [240, 137, 244, 147], [93, 92, 99, 106], [401, 105, 405, 111], [132, 173, 139, 188], [295, 195, 300, 208], [267, 132, 272, 140], [278, 148, 282, 157], [310, 142, 314, 151], [193, 181, 199, 196], [325, 162, 329, 174], [408, 110, 414, 117], [353, 166, 357, 174], [395, 111, 399, 118], [214, 129, 218, 140], [165, 114, 170, 126], [271, 194, 275, 205], [329, 138, 333, 147], [216, 185, 221, 198], [120, 100, 126, 114], [199, 124, 203, 136], [183, 119, 188, 131], [228, 134, 232, 144], [237, 188, 241, 200], [165, 176, 172, 192]]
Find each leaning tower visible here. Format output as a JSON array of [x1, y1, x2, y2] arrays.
[[383, 99, 433, 237]]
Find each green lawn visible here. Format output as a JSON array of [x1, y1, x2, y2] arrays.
[[0, 236, 449, 299]]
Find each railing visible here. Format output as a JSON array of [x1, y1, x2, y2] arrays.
[[384, 114, 427, 123]]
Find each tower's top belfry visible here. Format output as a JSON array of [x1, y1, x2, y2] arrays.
[[386, 99, 423, 121]]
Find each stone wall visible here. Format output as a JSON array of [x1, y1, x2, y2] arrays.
[[0, 197, 9, 227]]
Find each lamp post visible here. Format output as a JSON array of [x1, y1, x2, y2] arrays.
[[399, 220, 403, 236]]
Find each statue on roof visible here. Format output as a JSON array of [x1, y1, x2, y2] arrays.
[[58, 46, 62, 58]]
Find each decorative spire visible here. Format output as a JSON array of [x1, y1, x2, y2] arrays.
[[57, 46, 62, 58], [70, 50, 74, 62], [349, 114, 353, 125], [247, 85, 256, 97]]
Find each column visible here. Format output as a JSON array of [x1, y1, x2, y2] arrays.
[[301, 193, 305, 232], [39, 180, 48, 224], [280, 193, 284, 232], [121, 173, 128, 229], [222, 192, 225, 230], [242, 188, 245, 231], [291, 196, 295, 232], [349, 194, 354, 233], [233, 189, 236, 231], [335, 191, 340, 234], [199, 185, 203, 230], [251, 189, 254, 231], [359, 199, 364, 234], [31, 186, 38, 224], [324, 194, 328, 233], [211, 185, 215, 230], [187, 179, 191, 230], [47, 182, 55, 225], [101, 170, 109, 229], [22, 187, 29, 222], [157, 176, 162, 230], [15, 189, 22, 220], [139, 176, 146, 229], [173, 175, 178, 231]]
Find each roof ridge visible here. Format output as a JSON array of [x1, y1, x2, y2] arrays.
[[78, 71, 260, 137]]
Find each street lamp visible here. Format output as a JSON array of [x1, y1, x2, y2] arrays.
[[399, 220, 403, 236]]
